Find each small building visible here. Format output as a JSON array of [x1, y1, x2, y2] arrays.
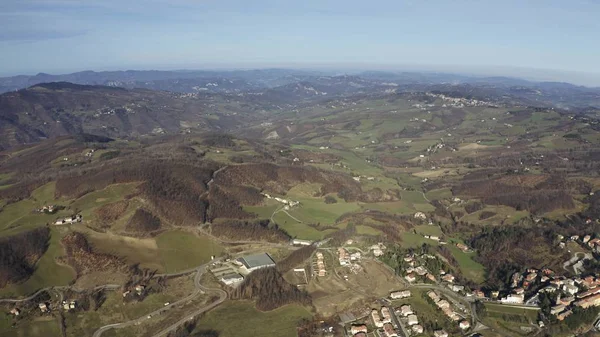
[[400, 305, 413, 317], [350, 324, 367, 335], [404, 273, 416, 283], [383, 322, 397, 337], [436, 300, 450, 309], [390, 290, 411, 299], [434, 330, 449, 337], [371, 309, 384, 328], [428, 291, 440, 302], [501, 294, 524, 304], [220, 273, 244, 285], [238, 253, 276, 272], [557, 310, 573, 321], [291, 239, 312, 246], [381, 306, 392, 323], [134, 284, 146, 294], [441, 274, 455, 283], [450, 284, 465, 292], [39, 303, 48, 313], [459, 320, 471, 330], [412, 324, 424, 334], [10, 308, 20, 316], [414, 212, 427, 220], [407, 314, 419, 326], [551, 304, 566, 315]]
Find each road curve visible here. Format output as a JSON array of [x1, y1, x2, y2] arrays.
[[92, 260, 227, 337]]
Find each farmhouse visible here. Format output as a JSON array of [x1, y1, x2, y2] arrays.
[[55, 214, 82, 225], [10, 308, 20, 316], [238, 253, 276, 272]]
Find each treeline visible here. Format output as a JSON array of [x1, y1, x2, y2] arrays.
[[55, 160, 218, 225], [60, 232, 125, 276], [125, 208, 162, 234], [277, 245, 316, 273], [231, 267, 312, 311], [95, 200, 129, 226], [210, 219, 290, 243], [453, 171, 579, 212], [214, 163, 362, 202], [167, 321, 219, 337], [206, 185, 256, 221], [469, 226, 566, 289], [0, 227, 50, 287]]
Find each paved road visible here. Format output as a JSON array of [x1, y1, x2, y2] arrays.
[[0, 284, 121, 304], [92, 259, 227, 337]]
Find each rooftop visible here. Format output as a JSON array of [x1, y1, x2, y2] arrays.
[[239, 253, 276, 269]]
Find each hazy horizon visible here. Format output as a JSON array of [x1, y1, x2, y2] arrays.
[[2, 0, 599, 85], [2, 64, 600, 87]]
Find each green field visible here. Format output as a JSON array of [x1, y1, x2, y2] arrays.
[[483, 303, 539, 320], [445, 244, 486, 283], [70, 182, 140, 219], [194, 301, 312, 337], [1, 318, 60, 337], [0, 227, 76, 297], [155, 231, 223, 273]]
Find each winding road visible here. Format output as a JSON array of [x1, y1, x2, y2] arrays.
[[92, 259, 227, 337]]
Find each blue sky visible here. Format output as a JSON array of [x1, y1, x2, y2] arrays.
[[1, 0, 599, 85]]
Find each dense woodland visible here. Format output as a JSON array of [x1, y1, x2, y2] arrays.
[[125, 208, 162, 234], [470, 226, 567, 289], [210, 219, 289, 243], [231, 267, 312, 311], [276, 245, 317, 273], [60, 232, 126, 276], [0, 227, 50, 287]]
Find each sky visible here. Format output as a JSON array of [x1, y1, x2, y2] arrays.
[[1, 0, 599, 85]]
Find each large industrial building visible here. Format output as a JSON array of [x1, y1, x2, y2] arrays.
[[238, 253, 276, 272]]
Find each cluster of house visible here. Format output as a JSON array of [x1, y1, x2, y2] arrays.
[[371, 306, 398, 337], [402, 253, 449, 284], [61, 300, 77, 311], [425, 92, 496, 108], [395, 304, 424, 335], [338, 248, 362, 266], [474, 262, 600, 322], [369, 243, 386, 257], [261, 193, 299, 209], [85, 149, 95, 157], [559, 234, 600, 253], [123, 284, 146, 298], [54, 214, 82, 225], [315, 252, 327, 277], [427, 291, 470, 330]]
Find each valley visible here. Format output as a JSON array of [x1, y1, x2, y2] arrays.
[[0, 71, 599, 337]]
